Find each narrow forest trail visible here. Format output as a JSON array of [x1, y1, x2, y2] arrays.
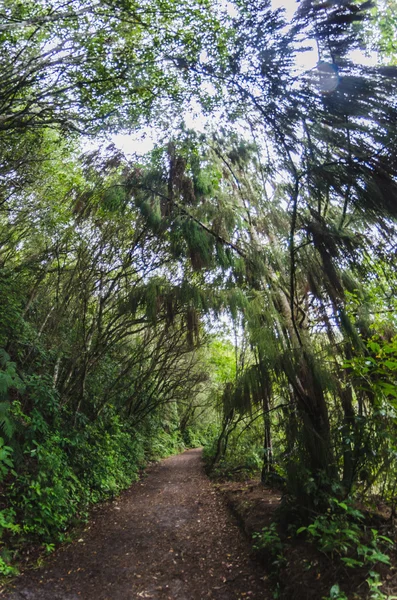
[[3, 449, 271, 600]]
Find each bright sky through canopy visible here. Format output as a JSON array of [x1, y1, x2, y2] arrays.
[[112, 0, 377, 157]]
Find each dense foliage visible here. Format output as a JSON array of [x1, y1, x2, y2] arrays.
[[0, 137, 222, 572], [0, 0, 396, 594]]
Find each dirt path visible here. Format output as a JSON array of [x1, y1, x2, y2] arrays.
[[3, 449, 271, 600]]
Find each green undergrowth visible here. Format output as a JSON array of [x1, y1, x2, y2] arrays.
[[203, 422, 396, 600], [252, 498, 396, 600], [202, 423, 264, 480], [0, 400, 186, 579]]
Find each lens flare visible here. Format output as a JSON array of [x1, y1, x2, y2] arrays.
[[315, 61, 339, 93]]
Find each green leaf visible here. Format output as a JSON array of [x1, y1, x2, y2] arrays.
[[296, 527, 307, 534]]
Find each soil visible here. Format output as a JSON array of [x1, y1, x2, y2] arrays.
[[215, 481, 281, 538], [1, 449, 272, 600], [3, 450, 396, 600], [217, 480, 397, 600]]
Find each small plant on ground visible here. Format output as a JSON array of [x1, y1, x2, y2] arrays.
[[298, 498, 394, 599], [252, 522, 286, 569], [323, 583, 348, 600]]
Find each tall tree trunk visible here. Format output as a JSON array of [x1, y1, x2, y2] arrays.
[[261, 393, 274, 483], [276, 286, 336, 486], [211, 409, 234, 469]]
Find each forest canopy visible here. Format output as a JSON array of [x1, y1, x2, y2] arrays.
[[0, 0, 397, 593]]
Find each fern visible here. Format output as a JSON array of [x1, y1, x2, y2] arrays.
[[0, 402, 14, 440]]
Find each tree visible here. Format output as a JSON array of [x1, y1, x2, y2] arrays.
[[1, 0, 397, 558], [125, 111, 397, 505]]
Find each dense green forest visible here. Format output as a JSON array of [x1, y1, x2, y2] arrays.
[[1, 0, 397, 597]]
